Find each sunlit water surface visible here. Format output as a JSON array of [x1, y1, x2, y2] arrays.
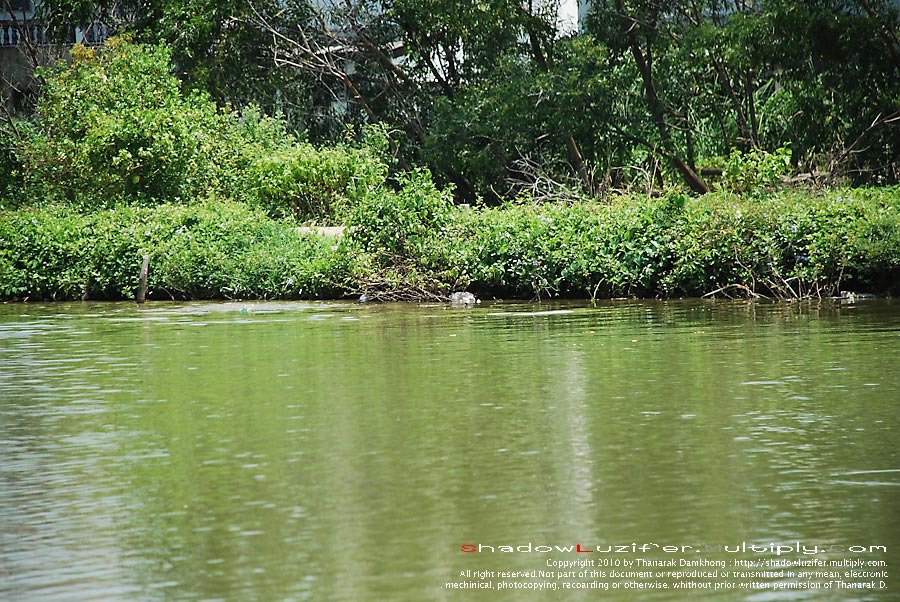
[[1, 299, 898, 601]]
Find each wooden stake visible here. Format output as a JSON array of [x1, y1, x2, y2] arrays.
[[136, 254, 150, 304]]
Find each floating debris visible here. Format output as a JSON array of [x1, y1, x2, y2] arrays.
[[840, 291, 877, 302], [448, 292, 478, 305]]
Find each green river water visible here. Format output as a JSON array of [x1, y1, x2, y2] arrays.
[[0, 299, 898, 601]]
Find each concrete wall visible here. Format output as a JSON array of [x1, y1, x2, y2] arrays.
[[0, 44, 68, 114], [0, 45, 36, 113]]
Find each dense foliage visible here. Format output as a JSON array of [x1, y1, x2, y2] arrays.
[[451, 188, 900, 299], [2, 39, 388, 219], [0, 200, 349, 301], [2, 188, 898, 301], [7, 0, 899, 201], [21, 41, 236, 205], [0, 13, 897, 303]]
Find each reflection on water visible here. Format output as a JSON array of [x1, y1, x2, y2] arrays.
[[1, 299, 898, 601]]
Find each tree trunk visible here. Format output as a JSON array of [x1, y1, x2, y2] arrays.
[[565, 135, 593, 196], [522, 12, 594, 195], [614, 0, 709, 193]]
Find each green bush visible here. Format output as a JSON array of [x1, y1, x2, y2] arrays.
[[0, 200, 350, 301], [0, 124, 24, 208], [1, 187, 897, 302], [248, 139, 388, 221], [147, 201, 348, 299], [447, 195, 682, 299], [447, 189, 899, 299], [16, 39, 295, 207], [14, 37, 395, 219], [347, 169, 453, 260], [721, 146, 793, 194], [23, 40, 209, 204], [655, 189, 900, 297]]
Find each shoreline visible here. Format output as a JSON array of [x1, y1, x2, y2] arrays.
[[2, 188, 898, 303]]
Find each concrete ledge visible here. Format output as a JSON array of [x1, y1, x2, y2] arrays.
[[297, 226, 348, 237]]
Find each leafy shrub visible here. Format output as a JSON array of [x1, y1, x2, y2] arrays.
[[0, 200, 350, 301], [449, 189, 899, 300], [665, 189, 900, 297], [19, 39, 256, 206], [0, 123, 25, 208], [347, 169, 453, 260], [1, 188, 897, 302], [147, 201, 349, 299], [721, 146, 793, 194], [16, 37, 394, 219], [248, 140, 388, 221], [450, 195, 681, 299]]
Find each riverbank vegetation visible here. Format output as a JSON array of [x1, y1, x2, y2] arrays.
[[2, 185, 898, 301], [1, 1, 899, 301]]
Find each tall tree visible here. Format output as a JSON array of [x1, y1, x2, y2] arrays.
[[586, 0, 710, 192]]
